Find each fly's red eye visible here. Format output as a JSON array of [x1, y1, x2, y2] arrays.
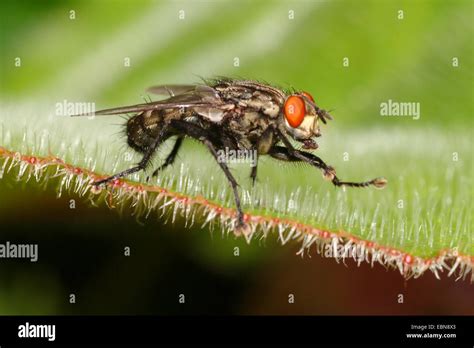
[[301, 91, 315, 103], [284, 95, 305, 128]]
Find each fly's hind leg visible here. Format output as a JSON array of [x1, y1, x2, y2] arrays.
[[94, 128, 168, 186]]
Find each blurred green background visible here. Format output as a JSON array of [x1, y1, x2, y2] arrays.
[[0, 0, 472, 315]]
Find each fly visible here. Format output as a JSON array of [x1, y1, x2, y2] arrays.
[[73, 78, 387, 229]]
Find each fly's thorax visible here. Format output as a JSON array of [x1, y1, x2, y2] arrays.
[[215, 81, 282, 119], [241, 97, 280, 118], [260, 100, 280, 118], [220, 110, 274, 151], [228, 111, 270, 135]]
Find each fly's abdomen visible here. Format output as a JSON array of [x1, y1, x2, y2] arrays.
[[126, 111, 161, 153]]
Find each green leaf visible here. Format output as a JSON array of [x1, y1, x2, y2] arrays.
[[1, 0, 472, 281]]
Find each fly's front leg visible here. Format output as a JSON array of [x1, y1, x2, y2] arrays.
[[94, 127, 168, 186], [273, 129, 386, 189], [274, 128, 333, 178], [268, 145, 330, 174]]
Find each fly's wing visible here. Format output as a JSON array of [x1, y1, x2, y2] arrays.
[[147, 85, 197, 97], [147, 84, 220, 101], [71, 84, 227, 117]]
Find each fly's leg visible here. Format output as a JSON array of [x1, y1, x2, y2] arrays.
[[250, 163, 258, 187], [169, 120, 246, 229], [249, 150, 260, 187], [250, 127, 273, 186], [269, 145, 386, 188], [269, 145, 328, 172], [148, 136, 184, 179], [273, 129, 386, 188], [203, 139, 246, 228], [94, 128, 168, 186]]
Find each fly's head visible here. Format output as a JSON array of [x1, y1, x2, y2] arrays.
[[281, 91, 332, 146]]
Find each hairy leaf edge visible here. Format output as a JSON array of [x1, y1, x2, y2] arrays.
[[0, 146, 472, 282]]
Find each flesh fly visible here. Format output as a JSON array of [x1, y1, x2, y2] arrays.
[[73, 78, 387, 229]]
